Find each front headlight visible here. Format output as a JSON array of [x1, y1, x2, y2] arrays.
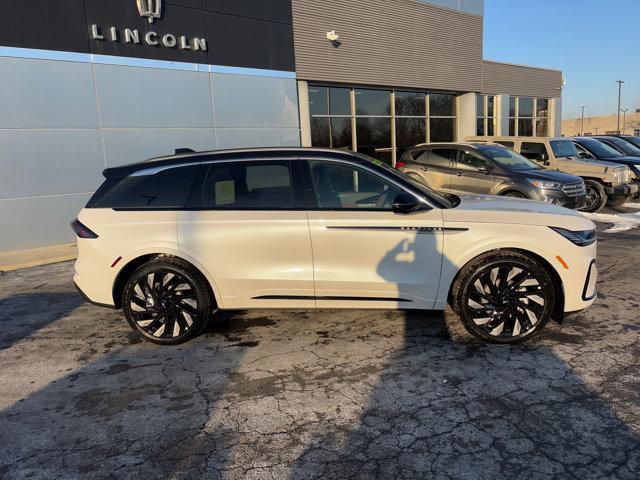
[[528, 179, 561, 189], [549, 227, 597, 246]]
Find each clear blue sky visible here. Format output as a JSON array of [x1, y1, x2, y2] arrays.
[[483, 0, 640, 119]]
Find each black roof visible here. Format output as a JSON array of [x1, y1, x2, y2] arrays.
[[103, 147, 359, 178]]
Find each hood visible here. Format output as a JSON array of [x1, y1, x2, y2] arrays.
[[517, 168, 582, 184], [443, 194, 595, 231], [598, 155, 640, 166], [558, 156, 626, 170]]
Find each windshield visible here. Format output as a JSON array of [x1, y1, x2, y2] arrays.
[[603, 137, 640, 155], [355, 153, 456, 209], [475, 145, 541, 171], [550, 140, 580, 158], [578, 138, 623, 158]]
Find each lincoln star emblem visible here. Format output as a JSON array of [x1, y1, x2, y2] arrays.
[[137, 0, 162, 24]]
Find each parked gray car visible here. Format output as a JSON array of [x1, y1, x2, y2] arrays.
[[398, 143, 587, 209]]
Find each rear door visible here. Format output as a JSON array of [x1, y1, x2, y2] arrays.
[[303, 158, 444, 309], [411, 148, 456, 193], [450, 149, 498, 194], [178, 157, 315, 309]]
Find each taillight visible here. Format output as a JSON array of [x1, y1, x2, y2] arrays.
[[395, 161, 406, 169], [70, 219, 98, 239]]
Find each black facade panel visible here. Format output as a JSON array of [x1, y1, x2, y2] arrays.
[[206, 12, 295, 71], [0, 0, 89, 53], [202, 0, 293, 24], [85, 0, 208, 63], [0, 0, 294, 71]]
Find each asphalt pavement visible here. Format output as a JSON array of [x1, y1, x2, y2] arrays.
[[1, 207, 639, 479]]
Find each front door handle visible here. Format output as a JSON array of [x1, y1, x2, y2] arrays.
[[456, 172, 465, 177], [420, 168, 428, 171]]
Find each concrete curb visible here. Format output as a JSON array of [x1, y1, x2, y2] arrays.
[[0, 244, 77, 273]]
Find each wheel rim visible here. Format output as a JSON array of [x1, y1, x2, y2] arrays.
[[585, 185, 599, 211], [128, 270, 199, 339], [463, 263, 549, 339]]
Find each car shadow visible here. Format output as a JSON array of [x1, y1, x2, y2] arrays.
[[0, 292, 85, 350]]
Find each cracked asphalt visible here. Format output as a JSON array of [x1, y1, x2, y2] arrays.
[[1, 214, 639, 479]]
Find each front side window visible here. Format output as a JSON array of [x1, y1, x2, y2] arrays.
[[308, 160, 403, 210], [457, 151, 488, 171], [201, 161, 294, 209], [477, 145, 540, 171], [550, 140, 580, 158], [520, 142, 548, 160]]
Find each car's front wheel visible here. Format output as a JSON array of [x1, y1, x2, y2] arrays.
[[122, 258, 214, 345], [582, 180, 607, 213], [452, 251, 555, 344]]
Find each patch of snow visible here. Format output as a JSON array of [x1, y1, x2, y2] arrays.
[[580, 210, 640, 233], [622, 203, 640, 209]]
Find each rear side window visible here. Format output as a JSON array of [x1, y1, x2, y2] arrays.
[[416, 148, 454, 167], [495, 141, 515, 149], [199, 160, 294, 209], [88, 165, 198, 209]]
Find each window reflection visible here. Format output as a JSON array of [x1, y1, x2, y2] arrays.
[[430, 118, 455, 142], [356, 117, 392, 164], [430, 94, 455, 116], [396, 91, 426, 116], [355, 89, 391, 116]]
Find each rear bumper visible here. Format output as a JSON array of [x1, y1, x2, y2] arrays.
[[75, 280, 117, 309]]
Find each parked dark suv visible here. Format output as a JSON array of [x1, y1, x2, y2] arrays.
[[398, 143, 587, 209], [572, 136, 640, 199]]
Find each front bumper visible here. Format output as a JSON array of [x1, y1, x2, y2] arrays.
[[605, 183, 639, 198], [537, 190, 587, 210]]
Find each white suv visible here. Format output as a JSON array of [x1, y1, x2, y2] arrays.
[[73, 148, 598, 345]]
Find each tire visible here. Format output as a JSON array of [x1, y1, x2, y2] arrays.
[[606, 196, 629, 208], [122, 257, 215, 345], [501, 191, 526, 199], [581, 180, 607, 213], [451, 250, 555, 344]]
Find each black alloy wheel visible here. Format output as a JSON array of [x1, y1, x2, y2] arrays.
[[123, 258, 213, 345], [503, 191, 526, 199], [453, 251, 555, 344], [581, 180, 607, 213]]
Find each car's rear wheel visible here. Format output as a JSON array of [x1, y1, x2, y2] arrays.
[[452, 251, 555, 344], [582, 180, 607, 213], [122, 258, 214, 345]]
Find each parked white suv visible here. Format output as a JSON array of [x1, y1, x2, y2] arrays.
[[73, 148, 598, 345]]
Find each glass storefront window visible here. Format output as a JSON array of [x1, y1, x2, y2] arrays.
[[509, 119, 516, 136], [476, 95, 486, 117], [476, 118, 485, 136], [518, 97, 534, 118], [536, 118, 548, 137], [396, 118, 426, 157], [309, 85, 457, 165], [395, 91, 426, 116], [518, 118, 534, 137], [509, 97, 517, 117], [536, 98, 549, 118], [430, 94, 455, 116], [430, 118, 455, 142], [356, 117, 392, 164], [355, 89, 391, 116], [476, 94, 496, 136]]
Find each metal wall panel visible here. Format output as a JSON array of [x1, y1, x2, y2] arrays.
[[216, 127, 300, 149], [102, 128, 216, 167], [213, 73, 299, 128], [482, 60, 563, 98], [94, 64, 214, 128], [0, 194, 91, 251], [0, 130, 104, 200], [0, 57, 99, 129], [291, 0, 484, 92]]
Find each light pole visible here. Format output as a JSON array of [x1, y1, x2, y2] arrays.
[[579, 105, 589, 135], [616, 80, 625, 133], [620, 108, 629, 134]]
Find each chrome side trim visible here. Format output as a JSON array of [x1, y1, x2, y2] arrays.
[[326, 226, 468, 233], [0, 46, 297, 78]]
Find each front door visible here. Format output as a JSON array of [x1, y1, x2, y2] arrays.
[[178, 159, 314, 309], [303, 158, 444, 309], [450, 149, 499, 194]]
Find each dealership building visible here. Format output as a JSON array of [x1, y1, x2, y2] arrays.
[[0, 0, 563, 253]]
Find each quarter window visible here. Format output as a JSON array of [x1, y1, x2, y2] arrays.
[[308, 160, 403, 210], [201, 161, 294, 209], [89, 165, 198, 209], [417, 148, 454, 167]]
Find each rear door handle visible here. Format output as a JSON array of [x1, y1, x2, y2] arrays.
[[456, 172, 465, 177]]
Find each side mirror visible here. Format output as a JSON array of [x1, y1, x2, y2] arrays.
[[392, 192, 426, 215], [543, 160, 551, 166], [478, 164, 491, 174], [538, 153, 548, 162], [578, 152, 592, 159]]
